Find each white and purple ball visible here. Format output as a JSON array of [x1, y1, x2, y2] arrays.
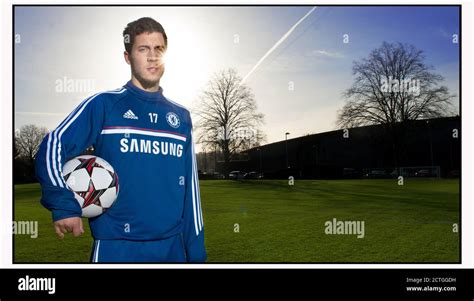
[[62, 155, 119, 218]]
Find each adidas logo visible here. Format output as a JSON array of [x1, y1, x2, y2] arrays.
[[123, 110, 138, 120]]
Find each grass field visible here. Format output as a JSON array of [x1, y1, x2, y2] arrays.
[[14, 178, 460, 263]]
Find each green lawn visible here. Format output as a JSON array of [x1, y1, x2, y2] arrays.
[[14, 179, 460, 263]]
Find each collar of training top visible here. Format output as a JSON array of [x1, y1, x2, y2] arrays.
[[124, 80, 165, 101]]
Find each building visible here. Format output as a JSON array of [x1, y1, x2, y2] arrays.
[[212, 116, 460, 179]]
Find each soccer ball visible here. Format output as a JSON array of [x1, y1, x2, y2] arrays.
[[62, 155, 119, 218]]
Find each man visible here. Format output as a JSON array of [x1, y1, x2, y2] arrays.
[[35, 17, 206, 263]]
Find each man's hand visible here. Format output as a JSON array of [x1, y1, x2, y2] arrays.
[[54, 217, 84, 239]]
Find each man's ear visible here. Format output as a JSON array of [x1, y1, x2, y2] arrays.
[[124, 51, 131, 65]]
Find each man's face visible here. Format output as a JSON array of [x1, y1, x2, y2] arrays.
[[125, 32, 166, 89]]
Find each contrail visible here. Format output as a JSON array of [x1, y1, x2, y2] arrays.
[[241, 6, 317, 84]]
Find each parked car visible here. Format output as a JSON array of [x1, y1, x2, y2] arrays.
[[389, 169, 399, 178], [229, 171, 247, 179], [363, 169, 391, 179], [245, 171, 264, 179], [212, 172, 225, 179], [342, 168, 362, 179], [414, 169, 433, 177], [448, 169, 460, 178], [198, 171, 211, 180]]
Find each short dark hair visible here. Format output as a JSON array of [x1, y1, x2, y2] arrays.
[[123, 17, 168, 53]]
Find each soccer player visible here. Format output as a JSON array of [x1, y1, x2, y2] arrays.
[[35, 17, 206, 263]]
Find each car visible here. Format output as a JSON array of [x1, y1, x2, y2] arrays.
[[245, 171, 264, 179], [229, 171, 247, 180], [363, 169, 391, 179], [198, 171, 215, 180], [342, 168, 362, 179], [448, 170, 460, 178], [212, 172, 225, 179], [414, 169, 432, 177], [389, 169, 400, 178]]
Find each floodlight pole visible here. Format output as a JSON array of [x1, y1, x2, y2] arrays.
[[427, 120, 434, 167], [285, 132, 290, 168], [257, 147, 262, 173]]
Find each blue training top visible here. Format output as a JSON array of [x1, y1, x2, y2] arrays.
[[35, 81, 206, 262]]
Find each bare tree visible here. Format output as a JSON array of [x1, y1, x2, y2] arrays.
[[15, 124, 49, 165], [13, 138, 20, 159], [195, 68, 265, 174], [337, 42, 455, 129]]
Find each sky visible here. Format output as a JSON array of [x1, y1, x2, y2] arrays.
[[14, 6, 460, 151]]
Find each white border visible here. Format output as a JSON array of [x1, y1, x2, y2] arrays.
[[1, 0, 473, 269]]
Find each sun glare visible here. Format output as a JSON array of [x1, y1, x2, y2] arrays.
[[160, 22, 212, 109]]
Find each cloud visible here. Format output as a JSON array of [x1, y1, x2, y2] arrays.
[[15, 111, 66, 116], [307, 49, 345, 59], [437, 27, 451, 38]]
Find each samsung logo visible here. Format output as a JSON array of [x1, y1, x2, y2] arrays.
[[120, 138, 183, 158]]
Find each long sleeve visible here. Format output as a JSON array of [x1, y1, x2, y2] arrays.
[[182, 124, 207, 262], [35, 93, 106, 222]]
